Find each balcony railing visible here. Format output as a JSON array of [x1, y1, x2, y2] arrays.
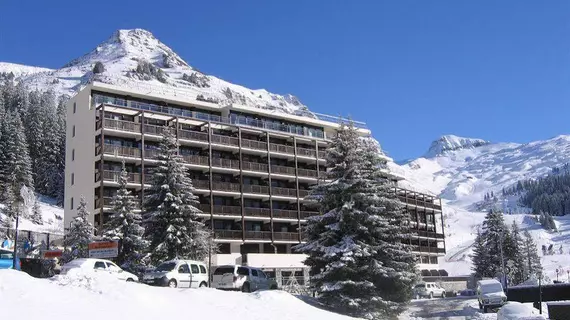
[[415, 230, 445, 239], [103, 145, 141, 158], [397, 195, 442, 210], [178, 129, 209, 142], [297, 168, 317, 178], [214, 230, 243, 240], [143, 124, 169, 136], [197, 204, 211, 213], [318, 151, 326, 159], [102, 170, 141, 184], [241, 139, 267, 151], [144, 149, 160, 160], [296, 147, 316, 158], [212, 205, 242, 216], [273, 209, 298, 219], [269, 143, 295, 155], [241, 161, 269, 173], [212, 182, 241, 193], [243, 207, 271, 217], [98, 197, 141, 209], [272, 187, 298, 198], [410, 246, 446, 254], [193, 180, 210, 190], [182, 154, 209, 166], [300, 211, 319, 219], [104, 118, 141, 133], [211, 158, 240, 170], [298, 189, 310, 198], [211, 134, 239, 147], [242, 184, 269, 195], [244, 231, 272, 240], [270, 165, 296, 176], [273, 232, 299, 241]]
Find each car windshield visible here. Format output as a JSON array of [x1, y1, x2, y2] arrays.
[[482, 283, 503, 293], [155, 262, 176, 272], [0, 250, 13, 259]]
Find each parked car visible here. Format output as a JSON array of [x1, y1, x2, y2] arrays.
[[413, 282, 446, 299], [497, 301, 545, 320], [211, 265, 278, 292], [0, 249, 20, 270], [60, 258, 138, 282], [477, 279, 507, 313], [142, 259, 208, 288]]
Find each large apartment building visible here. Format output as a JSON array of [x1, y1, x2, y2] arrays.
[[65, 81, 445, 280]]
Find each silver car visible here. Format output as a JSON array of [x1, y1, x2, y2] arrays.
[[211, 265, 278, 292]]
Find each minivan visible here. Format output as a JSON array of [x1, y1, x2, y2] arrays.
[[477, 279, 507, 312], [142, 259, 208, 288], [211, 265, 278, 292]]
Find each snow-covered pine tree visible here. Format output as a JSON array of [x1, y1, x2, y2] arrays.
[[36, 91, 60, 197], [521, 230, 542, 281], [62, 196, 94, 263], [102, 161, 147, 267], [55, 96, 67, 205], [30, 199, 43, 225], [0, 110, 34, 203], [143, 128, 210, 265], [295, 122, 417, 319], [472, 208, 507, 279], [471, 229, 491, 278], [504, 221, 525, 285]]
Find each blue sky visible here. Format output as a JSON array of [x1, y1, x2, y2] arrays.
[[1, 1, 570, 161]]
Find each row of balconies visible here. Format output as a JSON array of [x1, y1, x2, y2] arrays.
[[410, 245, 446, 255], [213, 230, 300, 242], [397, 194, 442, 211], [100, 145, 322, 178], [101, 118, 326, 158]]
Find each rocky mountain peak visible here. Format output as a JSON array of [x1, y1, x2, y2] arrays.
[[424, 134, 490, 158]]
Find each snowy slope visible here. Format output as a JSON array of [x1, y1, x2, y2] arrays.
[[0, 195, 64, 235], [0, 269, 356, 320], [0, 62, 53, 77], [1, 29, 313, 116]]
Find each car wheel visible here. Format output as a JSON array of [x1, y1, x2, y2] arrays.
[[168, 279, 177, 288], [199, 282, 208, 288], [270, 284, 278, 290], [483, 306, 487, 313], [241, 282, 251, 293], [441, 292, 445, 298], [429, 292, 433, 299], [478, 302, 482, 310], [126, 278, 135, 282]]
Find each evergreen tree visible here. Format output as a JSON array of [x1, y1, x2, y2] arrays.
[[521, 230, 542, 281], [144, 128, 210, 265], [62, 196, 94, 263], [471, 229, 490, 278], [471, 208, 506, 279], [504, 221, 525, 285], [93, 61, 105, 74], [30, 199, 43, 225], [102, 162, 147, 267], [295, 123, 417, 319], [54, 96, 67, 205]]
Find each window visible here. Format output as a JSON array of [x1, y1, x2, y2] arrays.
[[72, 125, 76, 137], [214, 266, 235, 275], [71, 173, 74, 185], [199, 265, 207, 274], [73, 102, 76, 113], [178, 264, 190, 274], [190, 264, 199, 274], [94, 261, 106, 269], [156, 262, 176, 272], [106, 262, 119, 271], [251, 269, 258, 277], [72, 149, 75, 161], [258, 270, 267, 279], [237, 267, 249, 276], [70, 197, 74, 209]]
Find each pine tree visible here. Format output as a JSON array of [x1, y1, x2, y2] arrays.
[[471, 208, 506, 279], [295, 123, 417, 319], [62, 196, 94, 263], [504, 221, 525, 285], [102, 162, 147, 267], [471, 229, 490, 278], [144, 128, 210, 265], [521, 230, 542, 281], [54, 96, 67, 205], [30, 199, 43, 225]]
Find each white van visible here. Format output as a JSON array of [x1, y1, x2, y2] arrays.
[[477, 279, 507, 312], [211, 265, 278, 292], [60, 258, 139, 282], [142, 259, 209, 288]]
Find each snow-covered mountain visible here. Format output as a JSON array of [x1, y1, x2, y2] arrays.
[[0, 29, 312, 116]]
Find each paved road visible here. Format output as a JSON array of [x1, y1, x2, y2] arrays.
[[402, 296, 496, 320]]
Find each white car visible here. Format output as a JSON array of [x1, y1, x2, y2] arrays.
[[477, 279, 507, 312], [211, 265, 278, 292], [413, 282, 446, 299], [61, 258, 139, 282], [497, 302, 545, 320], [142, 259, 209, 288]]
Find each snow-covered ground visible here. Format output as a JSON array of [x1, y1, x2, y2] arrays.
[[0, 195, 64, 235], [0, 269, 355, 320]]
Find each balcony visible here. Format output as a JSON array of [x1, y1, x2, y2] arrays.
[[297, 168, 317, 178], [104, 119, 140, 133], [214, 230, 243, 240], [197, 204, 211, 213], [415, 230, 445, 239], [397, 195, 442, 210], [241, 161, 269, 173], [300, 210, 319, 219], [101, 170, 141, 184], [212, 181, 241, 193], [212, 205, 242, 216], [273, 209, 298, 219], [296, 147, 316, 158], [273, 232, 299, 241], [243, 207, 271, 218], [97, 197, 141, 210], [410, 246, 446, 254], [143, 124, 169, 136], [182, 154, 209, 166], [270, 165, 296, 176], [211, 158, 240, 170], [241, 139, 267, 151], [298, 189, 310, 198], [242, 184, 269, 195], [211, 134, 239, 147], [244, 231, 272, 241], [144, 149, 160, 160], [193, 180, 210, 190], [272, 187, 297, 198], [317, 150, 326, 159], [178, 129, 209, 142], [103, 145, 141, 158], [269, 143, 295, 155]]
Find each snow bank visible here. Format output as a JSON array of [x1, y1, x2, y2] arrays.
[[0, 270, 356, 320]]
